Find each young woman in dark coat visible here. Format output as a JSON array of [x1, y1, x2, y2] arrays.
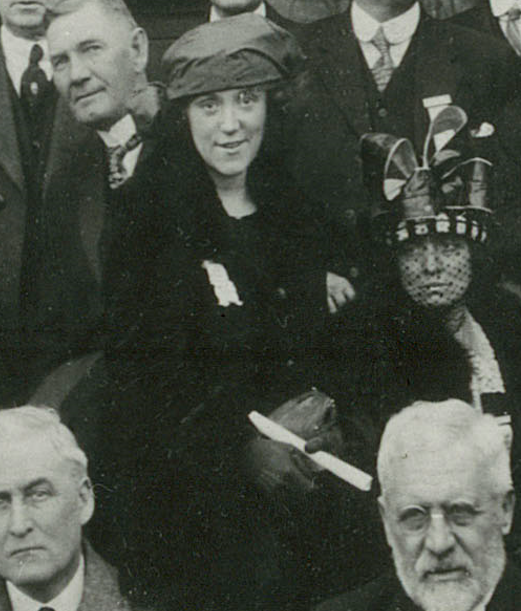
[[97, 15, 356, 611]]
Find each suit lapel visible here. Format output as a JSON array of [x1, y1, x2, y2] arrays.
[[413, 15, 462, 151], [78, 541, 131, 611], [43, 96, 90, 199], [311, 12, 372, 135], [0, 44, 25, 196], [482, 3, 507, 39], [0, 581, 12, 611]]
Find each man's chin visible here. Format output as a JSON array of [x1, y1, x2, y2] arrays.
[[412, 578, 482, 611]]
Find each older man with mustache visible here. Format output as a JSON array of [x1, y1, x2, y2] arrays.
[[316, 399, 520, 611]]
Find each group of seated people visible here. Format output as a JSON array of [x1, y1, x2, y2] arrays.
[[1, 399, 518, 611], [2, 0, 521, 609]]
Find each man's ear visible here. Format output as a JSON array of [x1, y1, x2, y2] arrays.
[[130, 27, 149, 75], [378, 495, 393, 548], [501, 489, 515, 535], [78, 477, 95, 526]]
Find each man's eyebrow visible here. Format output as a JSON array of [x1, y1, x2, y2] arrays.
[[23, 478, 53, 492], [78, 38, 103, 48]]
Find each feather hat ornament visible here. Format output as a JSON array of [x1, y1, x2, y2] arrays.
[[361, 106, 493, 246]]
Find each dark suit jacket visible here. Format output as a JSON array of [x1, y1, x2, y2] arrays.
[[450, 1, 507, 40], [287, 7, 520, 221], [0, 41, 88, 402], [37, 84, 164, 350], [315, 562, 521, 611]]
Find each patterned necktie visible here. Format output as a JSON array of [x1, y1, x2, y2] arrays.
[[503, 7, 521, 55], [20, 43, 50, 114], [107, 132, 142, 189], [371, 26, 394, 92]]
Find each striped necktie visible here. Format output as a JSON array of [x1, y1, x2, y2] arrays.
[[107, 132, 142, 190], [371, 26, 394, 92]]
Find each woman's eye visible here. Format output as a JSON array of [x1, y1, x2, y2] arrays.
[[196, 99, 218, 113], [238, 91, 259, 105]]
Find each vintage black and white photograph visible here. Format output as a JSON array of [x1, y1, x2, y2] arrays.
[[0, 0, 520, 609]]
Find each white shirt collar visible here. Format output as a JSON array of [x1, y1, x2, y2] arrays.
[[210, 2, 266, 21], [490, 0, 521, 17], [97, 113, 137, 148], [351, 1, 420, 44], [1, 24, 52, 95], [7, 554, 84, 611]]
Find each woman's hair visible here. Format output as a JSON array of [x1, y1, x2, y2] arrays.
[[160, 73, 309, 169]]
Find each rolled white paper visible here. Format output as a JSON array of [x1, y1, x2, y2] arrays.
[[248, 411, 373, 492]]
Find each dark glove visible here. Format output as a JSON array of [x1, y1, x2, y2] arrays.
[[244, 389, 344, 497]]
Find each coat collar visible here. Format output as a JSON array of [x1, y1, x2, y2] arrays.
[[78, 541, 131, 611]]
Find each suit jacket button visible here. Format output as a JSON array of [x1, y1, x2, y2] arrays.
[[378, 107, 388, 118]]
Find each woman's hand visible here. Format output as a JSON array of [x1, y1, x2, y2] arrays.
[[245, 437, 318, 496], [244, 390, 345, 497], [327, 271, 356, 313]]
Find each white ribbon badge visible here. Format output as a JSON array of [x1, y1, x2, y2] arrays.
[[202, 260, 244, 307]]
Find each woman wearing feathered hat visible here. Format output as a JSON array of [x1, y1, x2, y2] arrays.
[[334, 106, 521, 426]]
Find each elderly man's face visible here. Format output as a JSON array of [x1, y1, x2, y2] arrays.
[[48, 2, 148, 131], [379, 444, 513, 611], [0, 434, 93, 601]]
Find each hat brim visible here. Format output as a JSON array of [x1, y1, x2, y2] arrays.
[[373, 208, 492, 247]]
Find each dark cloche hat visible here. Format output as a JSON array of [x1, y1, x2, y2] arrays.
[[162, 13, 306, 100], [361, 106, 493, 246]]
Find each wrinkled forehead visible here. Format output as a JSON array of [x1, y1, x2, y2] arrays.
[[0, 433, 71, 490], [383, 442, 490, 504], [47, 1, 131, 51]]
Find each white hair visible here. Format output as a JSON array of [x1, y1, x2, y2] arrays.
[[0, 406, 88, 476], [377, 399, 512, 497]]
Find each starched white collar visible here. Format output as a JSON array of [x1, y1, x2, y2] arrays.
[[210, 2, 267, 21], [490, 0, 521, 17], [1, 25, 52, 95], [351, 1, 420, 44]]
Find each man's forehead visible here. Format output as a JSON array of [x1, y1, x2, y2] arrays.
[[47, 2, 129, 46], [385, 443, 488, 503], [0, 435, 69, 488]]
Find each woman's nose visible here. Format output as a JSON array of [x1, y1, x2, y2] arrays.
[[422, 242, 440, 274], [219, 104, 240, 133]]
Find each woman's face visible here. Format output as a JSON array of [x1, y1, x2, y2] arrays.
[[187, 87, 267, 183], [398, 235, 472, 309]]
